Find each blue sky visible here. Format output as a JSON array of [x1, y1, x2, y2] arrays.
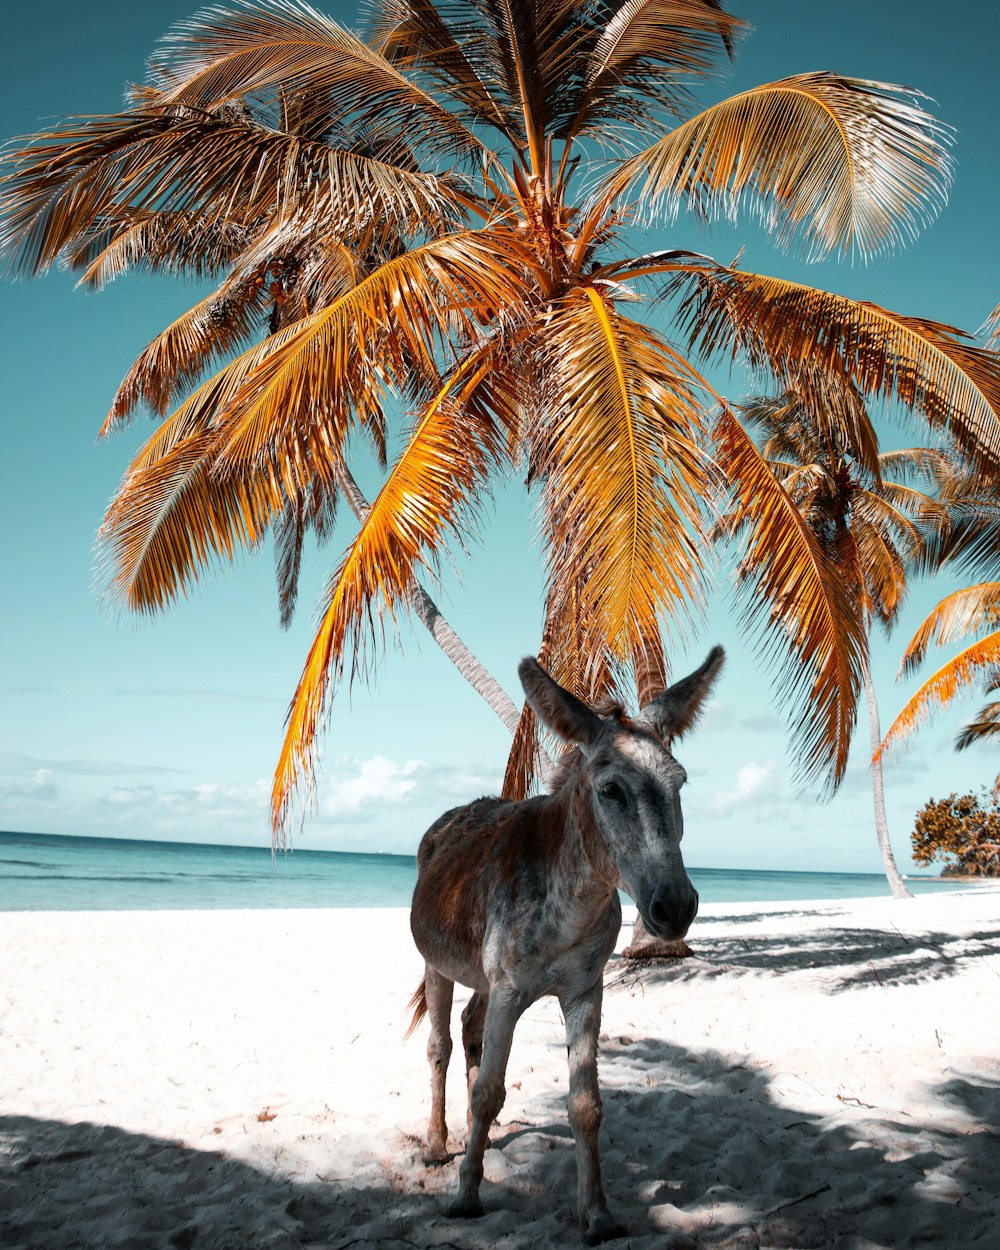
[[1, 1, 997, 872]]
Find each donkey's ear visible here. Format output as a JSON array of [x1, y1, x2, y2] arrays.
[[518, 658, 603, 749], [636, 646, 724, 743]]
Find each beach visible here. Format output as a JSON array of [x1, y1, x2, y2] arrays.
[[2, 891, 999, 1249]]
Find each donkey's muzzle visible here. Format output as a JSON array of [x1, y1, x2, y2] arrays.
[[645, 886, 699, 941]]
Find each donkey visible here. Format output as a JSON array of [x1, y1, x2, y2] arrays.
[[408, 647, 723, 1244]]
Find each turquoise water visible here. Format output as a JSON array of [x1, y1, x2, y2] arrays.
[[0, 830, 968, 911]]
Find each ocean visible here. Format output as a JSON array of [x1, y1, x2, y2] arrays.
[[0, 830, 968, 912]]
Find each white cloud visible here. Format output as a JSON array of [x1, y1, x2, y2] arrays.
[[318, 756, 502, 823], [324, 756, 421, 814], [95, 778, 270, 832], [708, 759, 775, 813], [0, 768, 58, 802]]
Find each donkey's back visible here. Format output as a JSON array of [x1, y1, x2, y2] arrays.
[[411, 791, 575, 992]]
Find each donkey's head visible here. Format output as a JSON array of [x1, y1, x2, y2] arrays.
[[519, 647, 724, 941]]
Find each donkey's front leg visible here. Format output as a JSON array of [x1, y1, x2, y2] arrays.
[[561, 981, 626, 1246], [447, 984, 525, 1220]]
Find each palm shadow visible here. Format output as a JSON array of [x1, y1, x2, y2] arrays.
[[4, 1041, 997, 1249], [611, 915, 1000, 993], [585, 1037, 999, 1248]]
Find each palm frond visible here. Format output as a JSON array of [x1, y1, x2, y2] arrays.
[[271, 348, 515, 829], [879, 632, 1000, 758], [537, 288, 711, 672], [156, 0, 485, 160], [68, 210, 248, 288], [98, 428, 283, 614], [955, 700, 1000, 750], [0, 101, 464, 277], [675, 265, 1000, 472], [849, 498, 908, 625], [617, 72, 952, 260], [872, 480, 948, 539], [877, 445, 957, 487], [899, 582, 1000, 676], [574, 0, 743, 139], [984, 302, 1000, 349], [372, 0, 517, 137], [102, 273, 272, 433], [713, 406, 866, 788], [273, 477, 339, 628], [210, 228, 530, 472]]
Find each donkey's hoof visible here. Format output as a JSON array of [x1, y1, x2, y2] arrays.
[[422, 1147, 451, 1166], [582, 1211, 626, 1245], [445, 1193, 484, 1220]]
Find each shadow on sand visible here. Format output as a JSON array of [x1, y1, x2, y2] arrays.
[[610, 911, 1000, 993], [3, 1041, 998, 1249]]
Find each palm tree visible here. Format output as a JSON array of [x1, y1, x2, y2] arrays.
[[3, 0, 1000, 842], [717, 384, 964, 896]]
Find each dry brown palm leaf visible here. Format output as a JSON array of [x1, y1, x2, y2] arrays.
[[0, 104, 463, 278], [273, 477, 340, 629], [68, 210, 248, 288], [101, 272, 273, 433], [98, 427, 284, 615], [713, 406, 865, 787], [955, 695, 1000, 749], [617, 72, 951, 260], [584, 0, 742, 104], [850, 499, 908, 624], [157, 0, 486, 161], [373, 0, 519, 137]]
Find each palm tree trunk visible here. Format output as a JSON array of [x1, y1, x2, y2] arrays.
[[331, 460, 524, 737], [863, 656, 913, 900]]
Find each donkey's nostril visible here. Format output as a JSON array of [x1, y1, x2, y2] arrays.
[[648, 887, 698, 938], [648, 895, 670, 929]]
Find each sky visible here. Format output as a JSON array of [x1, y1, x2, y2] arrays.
[[1, 0, 998, 874]]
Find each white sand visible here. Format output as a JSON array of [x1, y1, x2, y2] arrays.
[[2, 891, 999, 1249]]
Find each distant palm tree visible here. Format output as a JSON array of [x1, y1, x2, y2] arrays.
[[3, 0, 1000, 839], [718, 384, 963, 896]]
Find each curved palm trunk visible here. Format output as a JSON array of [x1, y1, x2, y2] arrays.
[[863, 657, 913, 900], [332, 460, 524, 735]]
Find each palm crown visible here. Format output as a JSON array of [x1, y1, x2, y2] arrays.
[[3, 0, 1000, 834]]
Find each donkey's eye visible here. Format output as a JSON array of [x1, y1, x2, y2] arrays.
[[599, 781, 626, 805]]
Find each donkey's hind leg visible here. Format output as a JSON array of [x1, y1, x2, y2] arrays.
[[448, 985, 526, 1219], [460, 990, 488, 1134], [423, 964, 454, 1165]]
